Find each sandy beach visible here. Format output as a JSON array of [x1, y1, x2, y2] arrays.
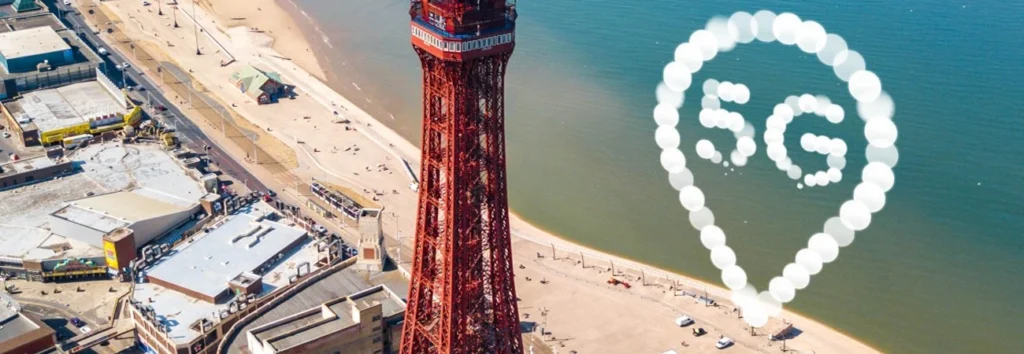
[[74, 0, 881, 352]]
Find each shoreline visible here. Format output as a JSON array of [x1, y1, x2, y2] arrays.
[[84, 0, 880, 351], [272, 5, 880, 351]]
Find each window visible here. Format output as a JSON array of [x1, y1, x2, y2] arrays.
[[372, 315, 382, 321], [374, 350, 382, 354], [372, 326, 381, 332], [373, 336, 382, 343]]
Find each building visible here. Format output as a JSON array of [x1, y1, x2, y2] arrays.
[[356, 209, 386, 272], [0, 141, 207, 282], [9, 0, 40, 13], [0, 293, 57, 354], [0, 9, 105, 99], [1, 73, 140, 146], [228, 65, 288, 104], [129, 203, 323, 354], [0, 155, 74, 190], [245, 285, 405, 354], [0, 26, 70, 73], [309, 180, 379, 224]]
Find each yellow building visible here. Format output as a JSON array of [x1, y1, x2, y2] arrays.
[[1, 74, 140, 147]]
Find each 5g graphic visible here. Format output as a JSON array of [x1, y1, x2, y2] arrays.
[[652, 11, 899, 327]]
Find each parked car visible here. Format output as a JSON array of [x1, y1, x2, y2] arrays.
[[692, 327, 707, 337], [314, 225, 327, 234], [97, 47, 108, 55], [715, 336, 733, 349], [70, 317, 86, 327], [674, 315, 694, 327]]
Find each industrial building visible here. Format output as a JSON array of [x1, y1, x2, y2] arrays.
[[0, 8, 105, 98], [0, 141, 209, 282], [245, 285, 406, 354], [0, 293, 57, 354], [0, 26, 72, 73], [129, 202, 318, 354], [1, 72, 141, 146], [0, 154, 74, 190], [228, 65, 289, 105]]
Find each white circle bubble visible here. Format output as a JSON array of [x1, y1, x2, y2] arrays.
[[783, 263, 811, 289], [808, 233, 840, 263], [814, 135, 832, 155], [773, 104, 794, 120], [727, 12, 756, 44], [668, 169, 694, 190], [721, 265, 747, 290], [654, 104, 680, 126], [744, 303, 769, 327], [825, 217, 856, 247], [827, 154, 847, 170], [866, 145, 900, 167], [854, 182, 888, 212], [804, 174, 817, 187], [769, 277, 796, 303], [659, 148, 686, 173], [727, 112, 745, 132], [714, 110, 730, 129], [858, 92, 895, 121], [689, 207, 715, 230], [833, 50, 866, 82], [678, 186, 706, 211], [772, 13, 802, 45], [690, 30, 719, 61], [718, 81, 735, 101], [707, 17, 736, 52], [699, 109, 716, 128], [655, 126, 681, 149], [696, 139, 716, 159], [663, 61, 693, 92], [703, 79, 720, 96], [711, 246, 737, 269], [711, 151, 723, 164], [737, 136, 757, 157], [753, 10, 777, 42], [700, 225, 727, 249], [849, 70, 883, 102], [797, 21, 827, 54], [865, 119, 898, 148], [758, 291, 783, 317], [830, 138, 848, 156], [730, 151, 748, 166], [814, 95, 832, 116], [839, 200, 872, 231], [776, 157, 793, 171], [795, 249, 824, 275], [798, 94, 817, 113], [674, 43, 704, 73], [731, 285, 758, 309], [817, 33, 848, 66], [702, 95, 721, 110], [800, 133, 816, 152], [863, 162, 895, 192], [656, 83, 684, 109], [786, 165, 802, 180], [814, 171, 830, 186], [827, 168, 843, 183], [825, 104, 845, 123], [733, 84, 751, 104]]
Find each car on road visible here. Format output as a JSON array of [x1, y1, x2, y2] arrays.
[[80, 326, 92, 334], [97, 47, 108, 55], [715, 336, 734, 349], [2, 132, 10, 138], [674, 315, 694, 327], [314, 225, 327, 235], [63, 0, 71, 5], [122, 62, 131, 69], [70, 317, 86, 327]]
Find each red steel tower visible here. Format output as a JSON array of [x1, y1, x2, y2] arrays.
[[400, 0, 522, 353]]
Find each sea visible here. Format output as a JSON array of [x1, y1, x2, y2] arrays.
[[282, 0, 1024, 352]]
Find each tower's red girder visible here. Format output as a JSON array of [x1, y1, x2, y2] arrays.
[[400, 1, 522, 354]]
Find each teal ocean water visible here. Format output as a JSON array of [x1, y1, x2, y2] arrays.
[[285, 0, 1024, 352]]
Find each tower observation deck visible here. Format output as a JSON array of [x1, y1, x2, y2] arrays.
[[401, 1, 523, 354]]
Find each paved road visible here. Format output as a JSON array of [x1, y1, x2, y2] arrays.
[[47, 1, 268, 194]]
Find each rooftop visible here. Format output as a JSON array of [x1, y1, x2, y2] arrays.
[[0, 293, 41, 345], [53, 191, 189, 233], [0, 155, 56, 177], [250, 285, 405, 352], [0, 26, 68, 61], [145, 207, 308, 301], [5, 80, 126, 133], [71, 143, 205, 207]]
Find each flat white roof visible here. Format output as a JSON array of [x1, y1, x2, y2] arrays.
[[9, 81, 126, 133], [0, 172, 107, 262], [0, 26, 70, 61], [146, 208, 307, 301], [132, 282, 224, 345], [73, 143, 204, 207], [0, 156, 55, 176]]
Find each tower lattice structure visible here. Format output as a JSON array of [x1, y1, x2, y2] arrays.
[[400, 1, 522, 353]]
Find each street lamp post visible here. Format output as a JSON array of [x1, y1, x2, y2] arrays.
[[173, 6, 179, 28], [192, 0, 201, 55], [158, 0, 163, 16]]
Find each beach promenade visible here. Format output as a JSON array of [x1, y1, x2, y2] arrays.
[[71, 0, 879, 352]]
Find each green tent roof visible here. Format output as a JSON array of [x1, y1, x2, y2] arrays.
[[12, 0, 40, 13], [229, 65, 282, 98]]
